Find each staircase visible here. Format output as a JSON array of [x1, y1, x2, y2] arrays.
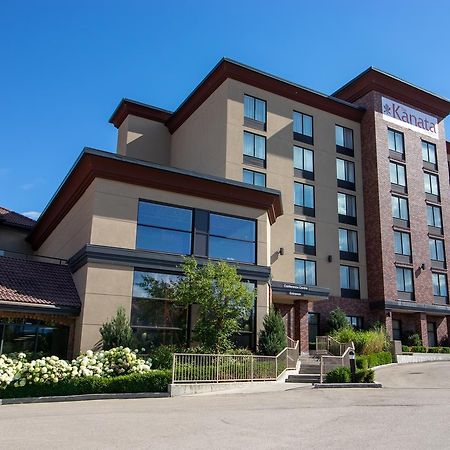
[[285, 355, 321, 384]]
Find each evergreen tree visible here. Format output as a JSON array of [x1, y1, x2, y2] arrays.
[[100, 305, 134, 350], [327, 307, 348, 333], [258, 308, 287, 355]]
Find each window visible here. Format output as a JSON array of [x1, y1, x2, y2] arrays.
[[294, 182, 315, 209], [136, 201, 193, 255], [424, 172, 440, 196], [293, 111, 313, 141], [394, 231, 411, 256], [340, 265, 359, 291], [295, 259, 316, 285], [335, 125, 354, 151], [390, 162, 406, 187], [336, 159, 355, 186], [429, 238, 445, 262], [208, 213, 256, 264], [432, 272, 448, 298], [293, 146, 314, 174], [346, 316, 363, 329], [243, 131, 266, 160], [422, 141, 437, 165], [294, 220, 315, 246], [396, 267, 414, 293], [427, 204, 443, 229], [338, 193, 357, 218], [339, 228, 358, 253], [244, 94, 266, 123], [388, 129, 404, 154], [243, 169, 266, 187], [391, 196, 409, 221], [392, 319, 402, 341], [132, 271, 186, 347]]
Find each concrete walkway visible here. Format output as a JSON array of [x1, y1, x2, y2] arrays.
[[0, 361, 449, 449]]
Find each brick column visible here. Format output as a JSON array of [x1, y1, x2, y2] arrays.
[[294, 300, 309, 355], [416, 313, 428, 347]]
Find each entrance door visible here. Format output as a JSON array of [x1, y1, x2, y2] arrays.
[[427, 322, 437, 347], [308, 313, 319, 350]]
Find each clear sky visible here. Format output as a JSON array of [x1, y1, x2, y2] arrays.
[[1, 0, 449, 219]]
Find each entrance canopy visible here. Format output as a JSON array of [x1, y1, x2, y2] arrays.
[[272, 281, 329, 302]]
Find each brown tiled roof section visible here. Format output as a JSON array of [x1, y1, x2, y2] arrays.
[[0, 256, 80, 309], [0, 206, 36, 229]]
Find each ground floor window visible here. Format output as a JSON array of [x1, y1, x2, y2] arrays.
[[346, 315, 363, 329], [0, 319, 69, 357], [392, 319, 402, 341], [308, 313, 319, 349], [427, 322, 437, 347]]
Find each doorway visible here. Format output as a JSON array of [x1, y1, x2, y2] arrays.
[[427, 321, 437, 347], [308, 313, 319, 350]]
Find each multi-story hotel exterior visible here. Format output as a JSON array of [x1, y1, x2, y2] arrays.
[[1, 58, 450, 357]]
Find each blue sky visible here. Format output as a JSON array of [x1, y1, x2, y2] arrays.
[[1, 0, 449, 219]]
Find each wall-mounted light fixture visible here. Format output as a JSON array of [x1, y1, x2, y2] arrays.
[[327, 255, 332, 262], [420, 263, 426, 270], [279, 247, 285, 256]]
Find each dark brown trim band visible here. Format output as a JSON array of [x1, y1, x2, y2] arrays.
[[109, 99, 172, 128], [28, 148, 283, 250]]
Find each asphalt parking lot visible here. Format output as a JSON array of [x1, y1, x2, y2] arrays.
[[0, 361, 449, 450]]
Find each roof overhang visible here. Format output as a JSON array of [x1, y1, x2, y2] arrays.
[[0, 300, 79, 316], [28, 148, 283, 250], [109, 99, 172, 128], [333, 67, 450, 118]]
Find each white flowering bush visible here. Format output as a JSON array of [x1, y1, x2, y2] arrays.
[[0, 347, 152, 390]]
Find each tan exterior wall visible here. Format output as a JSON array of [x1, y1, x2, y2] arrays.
[[116, 115, 171, 165], [38, 183, 95, 260], [170, 81, 229, 177], [0, 227, 32, 254], [224, 79, 367, 298]]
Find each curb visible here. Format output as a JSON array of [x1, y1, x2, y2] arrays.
[[0, 392, 169, 405], [313, 383, 382, 389]]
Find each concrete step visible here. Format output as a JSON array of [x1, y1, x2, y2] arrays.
[[286, 374, 320, 383], [300, 365, 321, 374]]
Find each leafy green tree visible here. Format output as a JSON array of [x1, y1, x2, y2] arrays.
[[258, 307, 287, 355], [327, 307, 349, 333], [100, 305, 134, 350], [172, 257, 254, 353]]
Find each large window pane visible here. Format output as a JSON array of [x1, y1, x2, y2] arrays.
[[295, 183, 314, 208], [209, 214, 255, 241], [427, 205, 442, 228], [294, 146, 314, 173], [209, 237, 255, 263], [295, 220, 315, 246], [295, 259, 316, 285], [138, 201, 192, 231], [293, 111, 313, 137], [137, 225, 191, 255]]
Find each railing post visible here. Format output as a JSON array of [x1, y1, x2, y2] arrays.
[[172, 353, 176, 384], [216, 355, 219, 383], [275, 355, 277, 379], [320, 356, 323, 384], [251, 355, 254, 382]]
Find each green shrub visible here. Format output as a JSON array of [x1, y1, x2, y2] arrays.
[[440, 347, 450, 353], [405, 333, 422, 347], [411, 346, 427, 353], [427, 347, 441, 353], [148, 345, 180, 370], [327, 307, 348, 332], [331, 326, 389, 355], [367, 351, 392, 368], [258, 308, 287, 356], [99, 306, 134, 350], [326, 366, 351, 383], [0, 370, 172, 399], [363, 369, 375, 383], [356, 355, 368, 370], [402, 345, 410, 352]]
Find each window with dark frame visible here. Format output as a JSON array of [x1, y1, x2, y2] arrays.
[[293, 146, 314, 175], [294, 182, 315, 209], [388, 128, 404, 154], [339, 228, 358, 259], [293, 111, 313, 143], [432, 272, 448, 299], [429, 238, 445, 262], [294, 220, 315, 251], [427, 204, 443, 229], [394, 231, 411, 256], [424, 172, 440, 197], [335, 125, 354, 152], [392, 319, 402, 340], [391, 196, 409, 221], [336, 158, 355, 188], [243, 169, 266, 187], [244, 94, 266, 124], [346, 315, 363, 329], [396, 267, 414, 294], [337, 193, 357, 220], [390, 162, 406, 187], [340, 265, 359, 291], [243, 131, 266, 160], [295, 259, 316, 286], [422, 141, 437, 165]]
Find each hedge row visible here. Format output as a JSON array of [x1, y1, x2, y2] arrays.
[[402, 346, 450, 353], [0, 370, 172, 399], [356, 351, 392, 370], [325, 366, 374, 383]]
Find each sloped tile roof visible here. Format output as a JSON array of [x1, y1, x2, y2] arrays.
[[0, 256, 80, 310], [0, 206, 36, 229]]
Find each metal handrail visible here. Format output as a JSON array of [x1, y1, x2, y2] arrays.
[[318, 339, 355, 383]]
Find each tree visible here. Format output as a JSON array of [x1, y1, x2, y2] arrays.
[[172, 257, 254, 353], [258, 308, 287, 355], [327, 307, 348, 333], [100, 305, 134, 350]]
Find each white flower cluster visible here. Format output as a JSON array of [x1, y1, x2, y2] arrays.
[[0, 347, 152, 390]]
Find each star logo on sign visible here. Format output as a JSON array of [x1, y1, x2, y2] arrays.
[[383, 104, 391, 115]]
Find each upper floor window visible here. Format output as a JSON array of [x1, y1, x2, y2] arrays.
[[396, 267, 414, 294], [388, 129, 404, 155], [391, 196, 409, 221], [295, 259, 316, 285], [429, 238, 445, 262], [294, 182, 315, 209], [293, 111, 313, 144], [432, 272, 448, 299], [136, 201, 192, 255], [340, 265, 360, 293], [338, 193, 357, 224], [424, 172, 440, 197], [390, 162, 406, 187], [394, 231, 411, 256], [208, 213, 256, 264], [243, 169, 266, 187], [335, 125, 354, 155], [427, 204, 443, 229], [294, 220, 315, 247], [336, 158, 355, 188], [244, 131, 266, 161], [244, 94, 266, 124], [339, 228, 358, 261], [293, 146, 314, 176], [422, 141, 437, 165]]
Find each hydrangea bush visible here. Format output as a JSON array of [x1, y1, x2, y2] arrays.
[[0, 347, 152, 390]]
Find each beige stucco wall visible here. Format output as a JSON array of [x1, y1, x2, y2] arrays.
[[224, 79, 367, 298], [170, 81, 229, 177], [116, 115, 171, 165], [0, 227, 32, 254]]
